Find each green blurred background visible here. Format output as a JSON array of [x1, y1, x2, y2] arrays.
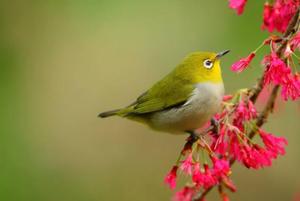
[[1, 1, 299, 201]]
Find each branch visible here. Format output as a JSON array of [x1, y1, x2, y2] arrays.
[[192, 6, 300, 201], [249, 6, 300, 103], [248, 85, 279, 139]]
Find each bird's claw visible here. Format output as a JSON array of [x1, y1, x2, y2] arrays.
[[210, 117, 220, 136]]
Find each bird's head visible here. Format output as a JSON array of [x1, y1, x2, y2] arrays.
[[175, 50, 230, 84]]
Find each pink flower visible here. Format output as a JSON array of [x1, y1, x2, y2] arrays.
[[281, 74, 300, 100], [262, 53, 291, 85], [180, 154, 194, 175], [223, 95, 233, 102], [211, 127, 228, 155], [262, 3, 274, 32], [236, 144, 267, 169], [251, 145, 273, 168], [262, 0, 300, 33], [211, 157, 230, 177], [228, 127, 288, 169], [233, 143, 253, 168], [229, 135, 273, 169], [192, 163, 217, 189], [233, 100, 257, 127], [192, 163, 204, 187], [202, 164, 218, 189], [229, 0, 247, 15], [231, 53, 255, 72], [263, 53, 300, 100], [164, 166, 178, 189], [173, 186, 195, 201], [239, 147, 255, 168], [259, 129, 288, 157]]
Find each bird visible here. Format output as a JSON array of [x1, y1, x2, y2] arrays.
[[99, 50, 229, 136]]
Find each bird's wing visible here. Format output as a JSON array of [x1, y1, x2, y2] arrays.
[[123, 74, 194, 115]]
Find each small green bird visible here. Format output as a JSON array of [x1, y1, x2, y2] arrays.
[[99, 50, 229, 135]]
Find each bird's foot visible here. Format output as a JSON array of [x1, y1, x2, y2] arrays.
[[186, 130, 199, 143], [181, 131, 199, 154], [210, 117, 220, 136]]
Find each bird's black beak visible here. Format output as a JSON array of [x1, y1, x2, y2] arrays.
[[216, 50, 230, 59]]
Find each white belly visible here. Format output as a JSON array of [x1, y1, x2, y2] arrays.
[[149, 82, 224, 134]]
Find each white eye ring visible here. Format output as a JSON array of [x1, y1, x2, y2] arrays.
[[203, 59, 213, 69]]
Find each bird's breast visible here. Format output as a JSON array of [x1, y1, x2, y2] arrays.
[[149, 82, 224, 134], [185, 82, 224, 108]]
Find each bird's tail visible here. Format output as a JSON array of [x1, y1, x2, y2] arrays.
[[98, 109, 120, 118]]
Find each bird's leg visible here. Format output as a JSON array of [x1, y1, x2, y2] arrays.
[[185, 131, 212, 155], [186, 130, 199, 142], [181, 130, 199, 155], [210, 117, 220, 137]]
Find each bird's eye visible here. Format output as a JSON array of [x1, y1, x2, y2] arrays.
[[203, 59, 213, 69]]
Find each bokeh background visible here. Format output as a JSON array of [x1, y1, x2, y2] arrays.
[[1, 1, 300, 201]]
